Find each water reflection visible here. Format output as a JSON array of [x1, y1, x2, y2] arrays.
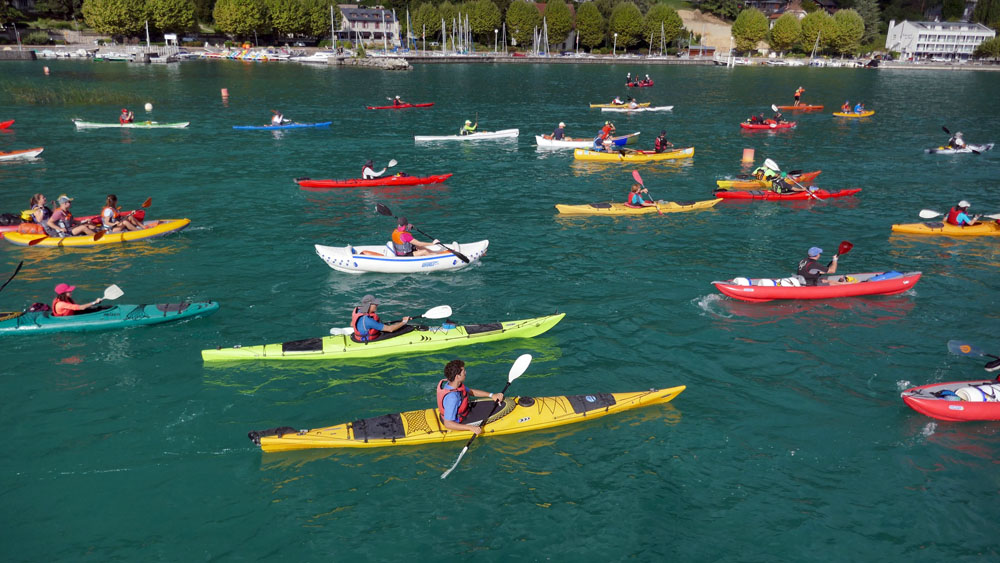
[[697, 293, 917, 327]]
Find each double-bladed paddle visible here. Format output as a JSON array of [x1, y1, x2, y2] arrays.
[[329, 304, 452, 335], [441, 354, 532, 479], [947, 340, 1000, 373], [918, 209, 1000, 221], [375, 203, 470, 263], [631, 170, 661, 215], [940, 126, 980, 154], [0, 261, 23, 293]]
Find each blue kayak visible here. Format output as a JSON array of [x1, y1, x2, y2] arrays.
[[233, 122, 332, 130], [0, 302, 220, 335]]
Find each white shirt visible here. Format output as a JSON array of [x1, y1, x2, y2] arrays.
[[362, 166, 385, 179]]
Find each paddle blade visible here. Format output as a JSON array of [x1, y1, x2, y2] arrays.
[[375, 203, 393, 217], [837, 241, 853, 256], [103, 284, 124, 300], [141, 197, 152, 208], [771, 104, 778, 112], [631, 169, 644, 186], [941, 125, 951, 135], [387, 159, 398, 168], [93, 231, 105, 242], [422, 305, 452, 319], [763, 158, 779, 171], [948, 340, 988, 358], [983, 213, 1000, 220], [0, 260, 24, 293], [330, 326, 353, 336], [27, 236, 49, 246], [508, 353, 533, 382], [440, 445, 469, 479], [918, 209, 943, 219]]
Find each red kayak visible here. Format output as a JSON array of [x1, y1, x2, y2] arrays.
[[740, 121, 796, 130], [902, 379, 1000, 421], [775, 105, 824, 111], [365, 103, 434, 110], [626, 80, 654, 88], [712, 271, 921, 303], [713, 188, 861, 200], [296, 173, 453, 189], [0, 119, 13, 130]]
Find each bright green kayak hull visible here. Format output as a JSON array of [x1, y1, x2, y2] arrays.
[[202, 313, 565, 362], [0, 302, 219, 335]]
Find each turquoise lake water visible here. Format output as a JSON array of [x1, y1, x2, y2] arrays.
[[1, 60, 999, 561]]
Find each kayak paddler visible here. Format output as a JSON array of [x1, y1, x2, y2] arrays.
[[362, 159, 387, 179], [28, 193, 53, 231], [119, 108, 134, 124], [270, 110, 288, 126], [626, 184, 656, 208], [772, 110, 784, 123], [391, 216, 447, 256], [853, 102, 865, 114], [611, 96, 624, 105], [460, 119, 477, 136], [946, 200, 980, 226], [551, 122, 566, 140], [796, 246, 838, 286], [52, 283, 104, 317], [437, 359, 505, 435], [600, 120, 616, 140], [752, 162, 778, 181], [841, 100, 851, 112], [769, 172, 808, 194], [47, 194, 97, 237], [793, 86, 805, 106], [101, 194, 142, 233], [351, 294, 412, 343], [947, 131, 966, 149], [654, 130, 673, 153], [627, 97, 639, 109], [392, 95, 406, 107]]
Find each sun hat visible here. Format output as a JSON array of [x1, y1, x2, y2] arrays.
[[958, 200, 971, 208], [360, 294, 380, 309], [55, 283, 76, 294], [558, 122, 565, 128], [808, 247, 823, 257], [56, 194, 73, 204], [465, 119, 471, 124]]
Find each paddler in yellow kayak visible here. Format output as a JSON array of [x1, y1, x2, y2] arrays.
[[654, 130, 673, 153], [626, 184, 656, 208], [351, 294, 413, 343], [437, 359, 505, 435], [946, 200, 981, 226], [47, 194, 97, 237]]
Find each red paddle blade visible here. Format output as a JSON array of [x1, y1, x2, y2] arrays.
[[631, 169, 643, 185], [141, 197, 152, 208], [133, 210, 146, 221], [93, 231, 105, 241], [27, 236, 48, 246], [838, 241, 853, 255]]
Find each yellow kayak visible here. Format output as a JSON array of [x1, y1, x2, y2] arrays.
[[573, 147, 694, 162], [555, 198, 722, 215], [249, 386, 686, 452], [891, 221, 1000, 237], [589, 102, 650, 108], [832, 111, 875, 118], [3, 219, 191, 247]]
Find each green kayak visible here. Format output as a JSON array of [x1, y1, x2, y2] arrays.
[[201, 313, 565, 362], [0, 302, 219, 335]]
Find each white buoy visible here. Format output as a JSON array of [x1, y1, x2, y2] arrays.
[[144, 102, 153, 112]]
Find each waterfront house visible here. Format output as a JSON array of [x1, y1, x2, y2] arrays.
[[338, 4, 401, 48], [885, 20, 996, 60]]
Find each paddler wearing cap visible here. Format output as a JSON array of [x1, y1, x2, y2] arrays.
[[119, 108, 134, 124], [460, 119, 477, 136], [796, 246, 838, 286], [47, 194, 97, 237], [51, 283, 104, 317], [391, 216, 447, 257], [551, 121, 566, 141], [946, 200, 980, 226], [793, 86, 805, 106], [362, 159, 387, 179], [392, 95, 407, 107], [600, 120, 616, 140], [351, 295, 412, 343]]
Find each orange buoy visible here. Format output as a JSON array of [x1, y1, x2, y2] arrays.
[[742, 148, 755, 163]]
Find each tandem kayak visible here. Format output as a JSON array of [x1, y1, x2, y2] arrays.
[[0, 302, 219, 335], [202, 313, 565, 362], [890, 221, 1000, 237], [3, 218, 190, 247], [296, 173, 453, 189], [589, 102, 650, 108], [0, 147, 43, 161], [832, 111, 875, 118], [740, 121, 796, 130], [713, 188, 861, 200], [366, 103, 434, 110], [573, 147, 694, 162], [925, 143, 994, 154], [233, 121, 332, 130], [414, 129, 519, 141], [248, 385, 686, 452], [314, 240, 488, 273], [555, 199, 722, 215], [712, 271, 922, 302], [716, 170, 821, 190], [0, 119, 13, 129], [600, 106, 673, 113], [73, 119, 190, 129], [535, 132, 639, 149], [902, 380, 1000, 421], [775, 105, 824, 111]]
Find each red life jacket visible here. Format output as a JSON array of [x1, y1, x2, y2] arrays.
[[351, 307, 381, 342], [946, 207, 962, 226], [625, 192, 643, 206], [655, 136, 668, 152], [51, 297, 76, 317], [436, 379, 471, 423]]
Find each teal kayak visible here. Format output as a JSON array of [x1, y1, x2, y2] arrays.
[[0, 302, 219, 335]]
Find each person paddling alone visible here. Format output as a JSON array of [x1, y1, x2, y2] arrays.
[[391, 216, 446, 257], [52, 283, 104, 317], [551, 122, 566, 140], [797, 246, 838, 286], [946, 200, 980, 226], [460, 119, 477, 135], [793, 86, 805, 106], [437, 359, 505, 435], [351, 294, 412, 343], [119, 108, 134, 124], [626, 184, 656, 208], [392, 95, 407, 107], [654, 130, 673, 153], [362, 159, 387, 179]]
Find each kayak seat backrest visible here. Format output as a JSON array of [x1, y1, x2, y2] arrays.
[[566, 393, 617, 414], [156, 303, 190, 313], [351, 413, 406, 442], [282, 337, 324, 353], [589, 203, 613, 209], [924, 222, 944, 228], [464, 322, 503, 335]]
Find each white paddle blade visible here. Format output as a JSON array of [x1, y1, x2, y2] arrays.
[[387, 159, 398, 167], [330, 326, 353, 336], [763, 158, 779, 171], [508, 353, 533, 382], [918, 209, 943, 219], [771, 104, 778, 112], [422, 305, 452, 319], [982, 213, 1000, 220], [440, 445, 469, 479], [103, 284, 124, 300]]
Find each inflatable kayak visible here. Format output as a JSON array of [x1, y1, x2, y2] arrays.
[[366, 103, 434, 110], [589, 102, 650, 108], [3, 218, 190, 247], [415, 129, 519, 142], [315, 240, 488, 273], [73, 119, 189, 129], [249, 385, 686, 452], [202, 313, 565, 362], [600, 106, 673, 113], [0, 119, 13, 129], [0, 302, 219, 335], [891, 221, 1000, 237], [296, 173, 453, 189], [832, 111, 875, 118], [716, 170, 821, 190], [925, 143, 994, 154], [536, 132, 639, 149], [713, 188, 861, 201], [0, 209, 140, 237], [740, 121, 796, 130], [0, 147, 43, 161], [626, 80, 654, 87], [902, 380, 1000, 421], [775, 105, 824, 111], [233, 121, 332, 130], [555, 199, 722, 215], [573, 147, 694, 162], [712, 271, 921, 302]]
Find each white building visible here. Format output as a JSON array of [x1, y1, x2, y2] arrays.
[[886, 20, 996, 60], [338, 5, 402, 48]]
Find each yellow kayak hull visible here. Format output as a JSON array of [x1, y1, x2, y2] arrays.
[[251, 386, 686, 452], [3, 219, 190, 247], [891, 221, 1000, 237], [555, 199, 722, 215], [832, 111, 875, 118], [589, 102, 650, 108], [573, 147, 694, 162]]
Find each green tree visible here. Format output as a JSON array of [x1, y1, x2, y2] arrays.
[[609, 2, 643, 48], [853, 0, 880, 44], [699, 0, 740, 21], [504, 0, 539, 47], [301, 0, 341, 38], [148, 0, 195, 33], [594, 0, 613, 19], [828, 9, 863, 55], [942, 0, 965, 21], [543, 0, 573, 46], [411, 2, 441, 41], [973, 35, 1000, 59], [768, 12, 801, 53], [468, 0, 501, 43], [731, 8, 767, 53], [972, 0, 1000, 27], [213, 0, 271, 37], [1, 0, 24, 24], [575, 1, 605, 50], [643, 4, 683, 48], [800, 10, 833, 54], [82, 0, 147, 36], [266, 0, 307, 36], [192, 0, 214, 23], [439, 1, 457, 27], [33, 0, 83, 19]]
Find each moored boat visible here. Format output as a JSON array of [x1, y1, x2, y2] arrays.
[[890, 221, 1000, 237], [716, 170, 821, 190], [0, 302, 219, 335], [296, 173, 453, 189], [573, 147, 694, 162], [414, 129, 519, 142], [902, 380, 1000, 421], [3, 218, 190, 247], [0, 147, 43, 161], [555, 199, 722, 215], [233, 121, 332, 130], [713, 188, 861, 200], [73, 119, 189, 129], [314, 240, 488, 273], [712, 271, 921, 302]]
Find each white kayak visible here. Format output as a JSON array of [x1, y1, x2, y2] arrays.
[[535, 132, 639, 149], [315, 240, 489, 274], [0, 147, 44, 161], [72, 119, 190, 129], [925, 143, 994, 154], [414, 129, 519, 142], [600, 106, 673, 113]]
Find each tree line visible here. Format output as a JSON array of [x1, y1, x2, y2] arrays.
[[731, 6, 871, 56]]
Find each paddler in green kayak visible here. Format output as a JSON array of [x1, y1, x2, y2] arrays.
[[460, 119, 477, 135], [52, 283, 105, 317], [437, 359, 505, 435], [351, 294, 413, 342]]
